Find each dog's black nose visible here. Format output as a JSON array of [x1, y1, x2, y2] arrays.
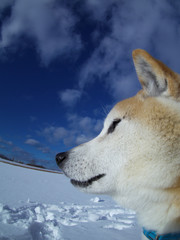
[[56, 152, 68, 166]]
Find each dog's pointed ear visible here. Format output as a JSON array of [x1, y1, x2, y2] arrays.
[[132, 49, 180, 98]]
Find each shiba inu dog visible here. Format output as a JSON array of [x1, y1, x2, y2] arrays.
[[56, 49, 180, 239]]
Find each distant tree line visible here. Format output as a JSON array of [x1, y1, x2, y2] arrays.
[[0, 153, 13, 161], [0, 153, 45, 169]]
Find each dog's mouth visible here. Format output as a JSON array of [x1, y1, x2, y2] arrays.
[[70, 174, 105, 188]]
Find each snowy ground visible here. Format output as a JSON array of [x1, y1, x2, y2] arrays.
[[0, 159, 141, 240]]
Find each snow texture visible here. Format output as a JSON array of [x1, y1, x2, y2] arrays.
[[0, 159, 141, 239]]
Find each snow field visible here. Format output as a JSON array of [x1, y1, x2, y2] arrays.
[[0, 160, 141, 239], [0, 200, 136, 239]]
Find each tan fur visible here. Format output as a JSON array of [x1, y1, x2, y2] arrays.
[[115, 96, 180, 151]]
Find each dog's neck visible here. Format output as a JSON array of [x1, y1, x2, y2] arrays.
[[114, 190, 180, 236], [138, 203, 180, 236], [115, 191, 180, 234]]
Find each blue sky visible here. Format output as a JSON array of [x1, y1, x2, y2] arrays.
[[0, 0, 180, 169]]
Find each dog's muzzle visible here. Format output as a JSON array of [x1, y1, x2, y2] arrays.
[[56, 151, 106, 188], [56, 152, 68, 168]]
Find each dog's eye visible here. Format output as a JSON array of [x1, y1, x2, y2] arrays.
[[107, 119, 121, 134]]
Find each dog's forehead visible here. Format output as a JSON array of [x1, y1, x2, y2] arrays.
[[107, 92, 178, 125], [104, 94, 142, 129], [112, 94, 143, 118], [104, 88, 180, 143]]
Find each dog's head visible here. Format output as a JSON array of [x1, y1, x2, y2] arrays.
[[56, 49, 180, 211]]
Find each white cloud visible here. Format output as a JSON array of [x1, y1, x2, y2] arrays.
[[59, 89, 82, 107], [58, 0, 180, 105], [0, 136, 13, 146], [25, 138, 51, 154], [0, 0, 14, 13], [30, 116, 37, 122], [0, 0, 82, 65], [65, 113, 103, 145], [39, 114, 103, 147], [25, 138, 41, 147], [79, 117, 92, 130], [82, 0, 116, 20], [75, 134, 90, 145], [78, 0, 180, 101], [40, 126, 68, 143]]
